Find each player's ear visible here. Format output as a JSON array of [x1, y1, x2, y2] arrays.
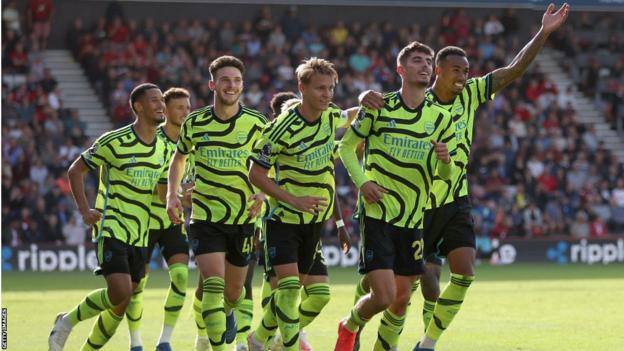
[[208, 80, 216, 91], [435, 64, 442, 76], [396, 65, 405, 77], [298, 81, 306, 95]]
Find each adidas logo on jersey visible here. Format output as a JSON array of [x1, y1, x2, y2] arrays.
[[202, 134, 210, 141], [298, 141, 308, 150], [388, 119, 397, 128], [130, 156, 137, 163]]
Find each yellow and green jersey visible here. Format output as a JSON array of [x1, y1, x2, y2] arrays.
[[426, 74, 494, 209], [251, 103, 349, 224], [177, 104, 267, 225], [81, 124, 171, 247], [148, 126, 195, 231], [340, 91, 454, 229]]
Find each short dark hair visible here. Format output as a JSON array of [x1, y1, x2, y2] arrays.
[[129, 83, 160, 114], [270, 91, 298, 117], [435, 46, 467, 66], [163, 87, 190, 104], [397, 41, 435, 66], [209, 55, 245, 80]]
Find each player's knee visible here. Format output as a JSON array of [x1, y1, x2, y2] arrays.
[[224, 285, 244, 303], [170, 269, 188, 290], [311, 291, 331, 309], [371, 288, 395, 310], [394, 288, 412, 309], [108, 286, 133, 306]]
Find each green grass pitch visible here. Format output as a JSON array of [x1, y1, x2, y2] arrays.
[[2, 264, 623, 350]]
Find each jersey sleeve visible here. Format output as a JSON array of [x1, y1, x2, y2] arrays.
[[332, 104, 350, 129], [469, 73, 495, 108], [80, 135, 115, 170], [177, 118, 194, 155], [350, 106, 377, 138], [250, 120, 285, 169]]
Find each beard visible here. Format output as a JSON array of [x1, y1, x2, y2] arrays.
[[216, 91, 240, 107]]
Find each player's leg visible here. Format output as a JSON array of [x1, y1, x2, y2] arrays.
[[48, 238, 136, 351], [375, 225, 424, 350], [191, 222, 228, 351], [156, 224, 190, 350], [249, 240, 279, 349], [234, 254, 256, 348], [420, 259, 442, 330], [419, 197, 476, 350], [193, 271, 210, 351], [85, 240, 147, 350], [254, 221, 305, 351], [336, 218, 396, 351], [223, 223, 254, 345], [126, 230, 160, 350]]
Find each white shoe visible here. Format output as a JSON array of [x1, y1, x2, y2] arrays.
[[48, 313, 71, 351], [235, 342, 249, 351], [195, 336, 211, 351], [247, 332, 264, 351], [299, 330, 313, 351]]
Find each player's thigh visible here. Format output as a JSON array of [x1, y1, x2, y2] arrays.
[[105, 272, 134, 306], [273, 262, 300, 281]]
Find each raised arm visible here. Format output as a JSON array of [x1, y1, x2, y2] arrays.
[[490, 3, 570, 94]]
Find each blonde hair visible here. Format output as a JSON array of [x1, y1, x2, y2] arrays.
[[295, 57, 338, 85]]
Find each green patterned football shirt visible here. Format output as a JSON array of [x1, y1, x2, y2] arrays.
[[251, 103, 349, 224], [177, 104, 267, 224], [426, 74, 494, 208], [81, 124, 171, 247], [340, 92, 455, 229]]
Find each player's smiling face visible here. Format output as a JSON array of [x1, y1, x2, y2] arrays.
[[137, 88, 166, 126], [300, 73, 335, 111], [437, 55, 469, 96], [210, 66, 243, 107], [165, 97, 191, 127], [398, 51, 433, 86]]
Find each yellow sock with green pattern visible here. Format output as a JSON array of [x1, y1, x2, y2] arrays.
[[422, 299, 436, 332], [202, 277, 226, 351], [299, 283, 330, 329], [424, 274, 475, 344], [65, 289, 114, 327], [193, 295, 208, 337], [353, 276, 368, 305], [254, 291, 278, 344], [274, 277, 300, 350], [345, 306, 369, 333], [374, 309, 405, 350], [234, 298, 253, 343], [81, 309, 123, 350]]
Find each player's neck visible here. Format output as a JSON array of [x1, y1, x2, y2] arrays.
[[162, 122, 180, 142], [431, 81, 455, 104], [133, 119, 157, 144], [213, 101, 241, 121], [298, 100, 323, 123], [399, 84, 425, 110]]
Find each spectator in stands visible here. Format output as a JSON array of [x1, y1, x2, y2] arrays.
[[27, 0, 53, 49], [570, 211, 590, 238]]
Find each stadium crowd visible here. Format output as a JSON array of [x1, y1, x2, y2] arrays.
[[2, 4, 624, 248]]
